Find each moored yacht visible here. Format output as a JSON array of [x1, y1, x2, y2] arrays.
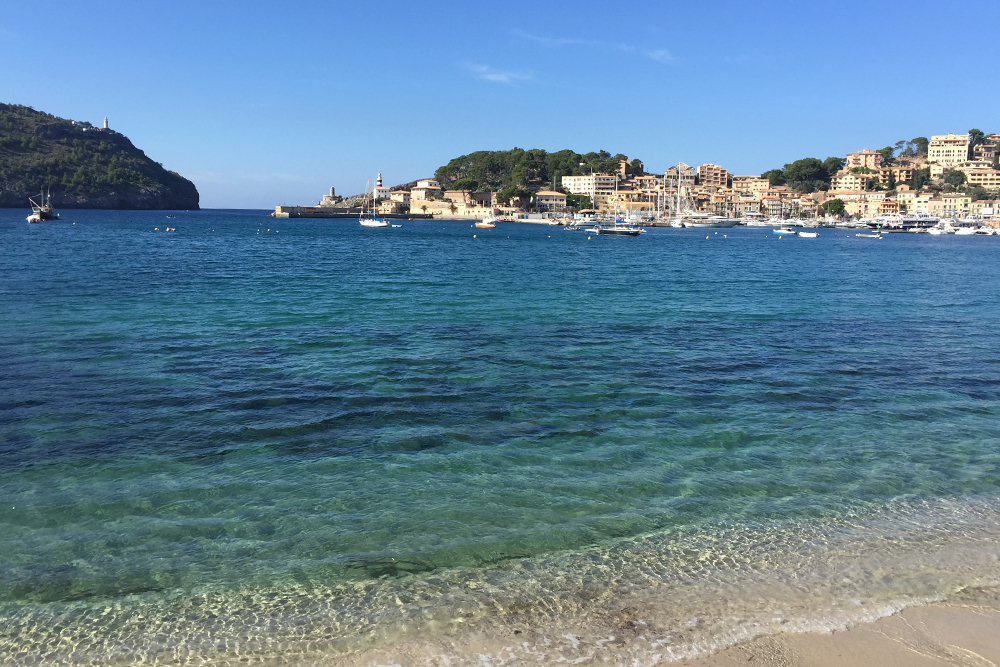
[[27, 189, 59, 223]]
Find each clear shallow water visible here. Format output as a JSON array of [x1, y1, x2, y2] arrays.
[[1, 209, 1000, 665]]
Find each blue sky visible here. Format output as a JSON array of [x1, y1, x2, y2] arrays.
[[2, 0, 999, 208]]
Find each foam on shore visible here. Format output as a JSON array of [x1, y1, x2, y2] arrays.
[[4, 495, 1000, 666]]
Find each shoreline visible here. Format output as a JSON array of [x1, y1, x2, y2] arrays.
[[671, 588, 1000, 666]]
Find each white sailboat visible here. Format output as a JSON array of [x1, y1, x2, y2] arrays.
[[359, 178, 388, 227]]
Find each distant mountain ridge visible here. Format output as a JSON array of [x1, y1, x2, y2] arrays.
[[0, 103, 199, 209]]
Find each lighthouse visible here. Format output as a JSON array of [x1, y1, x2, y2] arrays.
[[103, 117, 109, 130], [373, 173, 390, 201]]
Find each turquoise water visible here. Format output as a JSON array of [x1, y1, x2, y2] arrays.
[[2, 210, 1000, 665]]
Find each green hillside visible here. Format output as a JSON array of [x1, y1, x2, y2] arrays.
[[434, 148, 644, 193], [0, 103, 199, 209]]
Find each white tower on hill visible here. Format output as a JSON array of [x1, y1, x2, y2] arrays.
[[103, 117, 109, 129]]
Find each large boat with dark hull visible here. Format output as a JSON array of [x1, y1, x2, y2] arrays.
[[27, 189, 59, 223]]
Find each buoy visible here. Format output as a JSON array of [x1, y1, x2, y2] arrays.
[[548, 235, 551, 238], [723, 234, 727, 238], [588, 236, 591, 240], [706, 236, 709, 239], [473, 234, 477, 238]]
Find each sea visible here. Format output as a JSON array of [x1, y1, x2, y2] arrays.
[[1, 209, 1000, 666]]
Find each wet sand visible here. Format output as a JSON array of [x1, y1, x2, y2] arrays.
[[675, 590, 1000, 667]]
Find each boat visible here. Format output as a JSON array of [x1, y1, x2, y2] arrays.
[[682, 216, 740, 228], [856, 232, 882, 238], [772, 227, 796, 235], [475, 217, 497, 228], [595, 219, 644, 236], [26, 189, 59, 223], [359, 178, 388, 227], [798, 231, 818, 238]]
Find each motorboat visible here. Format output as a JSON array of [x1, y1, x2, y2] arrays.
[[595, 219, 644, 236], [681, 214, 740, 228], [798, 231, 819, 238], [856, 232, 882, 238], [475, 217, 497, 228], [772, 227, 796, 235]]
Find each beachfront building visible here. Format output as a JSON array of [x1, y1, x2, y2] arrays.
[[697, 164, 729, 188], [845, 149, 882, 170], [928, 194, 972, 218], [928, 134, 971, 167], [534, 190, 567, 211], [896, 186, 917, 213]]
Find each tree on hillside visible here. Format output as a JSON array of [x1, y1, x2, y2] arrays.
[[944, 170, 967, 186], [878, 146, 895, 164], [762, 169, 785, 186], [823, 157, 846, 178], [969, 128, 986, 149], [496, 185, 533, 209], [912, 137, 929, 156], [451, 178, 479, 191], [910, 168, 931, 190], [566, 194, 592, 210], [822, 199, 845, 217]]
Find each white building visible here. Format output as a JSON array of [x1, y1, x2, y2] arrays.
[[928, 134, 970, 167], [373, 173, 391, 200]]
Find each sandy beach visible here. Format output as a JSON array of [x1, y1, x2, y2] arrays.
[[675, 588, 1000, 667]]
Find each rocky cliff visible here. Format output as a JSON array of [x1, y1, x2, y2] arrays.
[[0, 103, 199, 209]]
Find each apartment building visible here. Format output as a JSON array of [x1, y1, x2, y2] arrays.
[[534, 190, 567, 211], [928, 194, 972, 217], [928, 134, 970, 167], [731, 176, 770, 194], [664, 162, 697, 190], [561, 173, 617, 196], [965, 168, 1000, 188], [878, 165, 916, 185], [846, 149, 882, 170], [697, 163, 729, 188], [831, 172, 872, 191]]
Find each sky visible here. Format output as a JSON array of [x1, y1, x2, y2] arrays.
[[2, 0, 999, 209]]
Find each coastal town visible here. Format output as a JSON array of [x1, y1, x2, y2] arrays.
[[274, 131, 1000, 228]]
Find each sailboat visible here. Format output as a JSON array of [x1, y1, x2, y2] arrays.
[[27, 188, 59, 223], [593, 176, 644, 236], [359, 178, 388, 227]]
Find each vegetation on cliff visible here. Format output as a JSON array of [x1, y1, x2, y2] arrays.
[[0, 103, 199, 209], [434, 148, 643, 192]]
